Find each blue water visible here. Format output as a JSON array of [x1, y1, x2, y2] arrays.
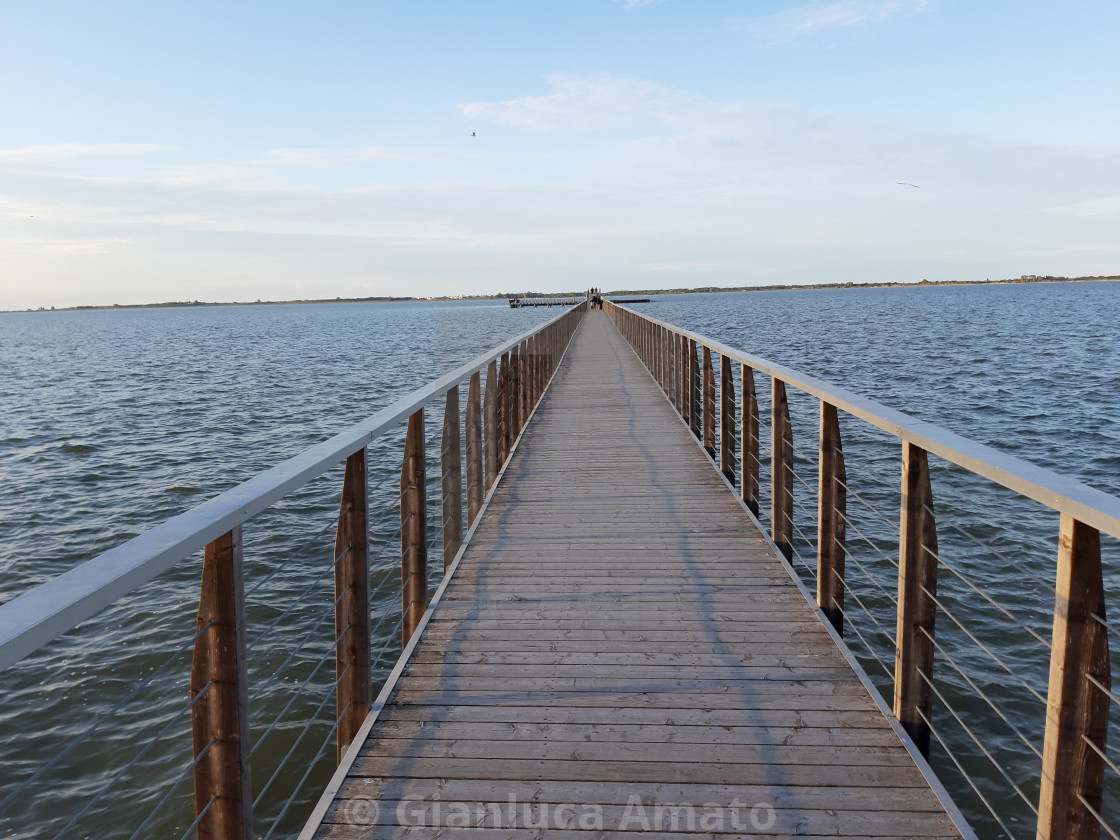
[[0, 284, 1118, 838]]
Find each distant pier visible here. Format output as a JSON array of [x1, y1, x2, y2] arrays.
[[510, 296, 650, 308]]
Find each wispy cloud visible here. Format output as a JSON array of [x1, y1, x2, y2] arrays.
[[613, 0, 660, 8], [460, 73, 695, 131], [258, 146, 488, 166], [0, 143, 176, 162], [745, 0, 929, 43]]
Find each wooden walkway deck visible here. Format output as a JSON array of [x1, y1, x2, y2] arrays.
[[306, 312, 971, 839]]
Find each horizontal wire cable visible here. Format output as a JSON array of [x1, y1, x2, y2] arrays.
[[830, 567, 897, 649], [245, 508, 349, 600], [1085, 673, 1120, 709], [253, 661, 349, 813], [1080, 732, 1120, 779], [262, 700, 351, 840], [916, 706, 1018, 840], [126, 737, 216, 840], [928, 530, 1053, 651], [916, 623, 1043, 760], [835, 508, 900, 569], [50, 679, 214, 840], [0, 618, 214, 811], [1076, 793, 1120, 840], [923, 546, 1050, 650], [914, 668, 1039, 816], [177, 794, 217, 840], [830, 599, 893, 678], [833, 476, 899, 534], [836, 541, 898, 606], [917, 580, 1047, 706]]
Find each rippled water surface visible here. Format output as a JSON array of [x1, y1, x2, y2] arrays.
[[1, 284, 1118, 839]]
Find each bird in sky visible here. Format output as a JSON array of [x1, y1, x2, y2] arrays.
[[471, 132, 476, 137], [897, 182, 920, 188]]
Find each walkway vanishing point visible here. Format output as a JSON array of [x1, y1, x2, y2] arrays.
[[302, 312, 972, 839]]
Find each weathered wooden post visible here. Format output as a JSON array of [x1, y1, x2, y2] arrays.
[[1036, 516, 1110, 840], [720, 354, 736, 485], [894, 441, 938, 757], [498, 353, 510, 468], [771, 378, 793, 559], [702, 346, 716, 458], [484, 361, 498, 490], [466, 372, 484, 525], [333, 450, 370, 762], [191, 527, 252, 840], [817, 403, 846, 635], [519, 339, 529, 431], [441, 388, 463, 570], [741, 364, 760, 516], [689, 339, 701, 440], [400, 410, 427, 645]]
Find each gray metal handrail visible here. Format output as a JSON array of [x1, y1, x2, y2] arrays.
[[625, 307, 1120, 538], [0, 305, 579, 672]]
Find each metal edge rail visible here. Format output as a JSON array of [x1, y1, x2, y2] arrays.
[[625, 306, 1120, 539], [0, 306, 579, 673]]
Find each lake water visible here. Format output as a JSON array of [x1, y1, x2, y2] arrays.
[[1, 284, 1118, 838]]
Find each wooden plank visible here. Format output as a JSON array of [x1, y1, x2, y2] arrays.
[[191, 527, 252, 840], [334, 449, 370, 763], [303, 312, 966, 840], [1036, 515, 1110, 840]]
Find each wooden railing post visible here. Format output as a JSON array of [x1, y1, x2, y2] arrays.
[[720, 354, 736, 485], [679, 333, 687, 418], [741, 364, 760, 516], [894, 441, 938, 757], [441, 387, 463, 570], [689, 339, 701, 440], [191, 527, 252, 840], [702, 346, 716, 458], [484, 361, 498, 490], [817, 403, 846, 635], [334, 450, 370, 762], [401, 410, 427, 645], [771, 378, 793, 559], [466, 372, 484, 526], [519, 339, 529, 432], [498, 353, 510, 468], [1036, 516, 1110, 840]]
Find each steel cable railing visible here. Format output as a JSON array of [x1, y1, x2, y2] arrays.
[[604, 300, 1120, 840], [0, 302, 587, 840]]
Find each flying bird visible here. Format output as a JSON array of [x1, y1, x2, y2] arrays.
[[897, 182, 920, 188], [471, 132, 476, 137]]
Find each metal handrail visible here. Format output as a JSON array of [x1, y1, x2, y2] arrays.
[[0, 305, 578, 672], [622, 307, 1120, 539]]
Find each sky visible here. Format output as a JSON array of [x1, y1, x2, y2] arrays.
[[2, 0, 1119, 308]]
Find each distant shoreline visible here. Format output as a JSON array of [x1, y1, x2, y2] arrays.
[[5, 273, 1117, 314]]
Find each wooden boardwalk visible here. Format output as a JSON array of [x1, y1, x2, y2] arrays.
[[307, 312, 971, 839]]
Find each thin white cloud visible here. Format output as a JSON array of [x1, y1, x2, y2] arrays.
[[258, 146, 489, 166], [0, 143, 176, 162], [613, 0, 660, 8], [746, 0, 929, 43], [460, 73, 695, 131]]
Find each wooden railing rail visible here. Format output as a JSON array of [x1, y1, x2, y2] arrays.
[[0, 302, 586, 840], [605, 299, 1120, 840]]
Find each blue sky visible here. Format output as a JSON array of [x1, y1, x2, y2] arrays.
[[2, 0, 1119, 307]]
